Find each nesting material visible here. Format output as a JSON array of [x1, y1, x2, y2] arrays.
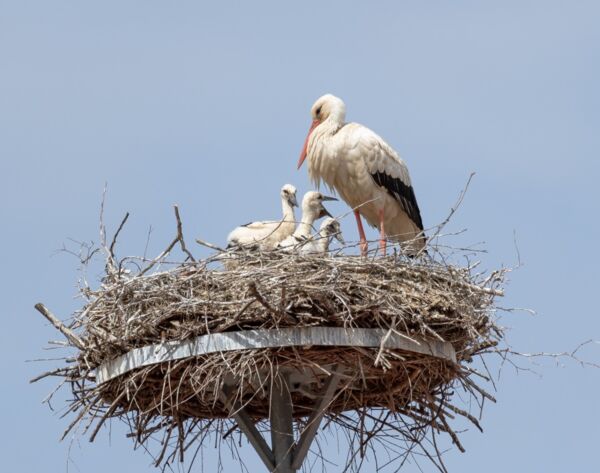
[[34, 243, 506, 470]]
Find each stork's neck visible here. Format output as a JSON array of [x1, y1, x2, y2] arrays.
[[316, 230, 331, 253], [294, 209, 318, 238], [316, 115, 344, 136], [281, 199, 295, 222], [307, 116, 346, 190]]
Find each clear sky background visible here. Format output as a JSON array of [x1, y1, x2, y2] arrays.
[[2, 1, 599, 471]]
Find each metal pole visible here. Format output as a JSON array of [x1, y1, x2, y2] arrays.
[[291, 369, 342, 469], [221, 370, 343, 473], [270, 374, 295, 473], [220, 384, 275, 471]]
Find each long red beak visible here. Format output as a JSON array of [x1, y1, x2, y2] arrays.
[[297, 119, 320, 169]]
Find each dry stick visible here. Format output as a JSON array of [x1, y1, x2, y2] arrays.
[[138, 205, 186, 276], [34, 303, 85, 350], [109, 211, 130, 256], [154, 422, 175, 467], [247, 281, 297, 323], [195, 238, 226, 253], [177, 419, 185, 462], [441, 402, 483, 432], [29, 367, 72, 384], [429, 172, 476, 243], [138, 206, 196, 276], [89, 391, 128, 442], [183, 419, 214, 452], [60, 396, 99, 441], [99, 182, 108, 249], [217, 300, 257, 332], [433, 407, 465, 453], [173, 205, 196, 262], [41, 377, 68, 407], [138, 234, 179, 276], [463, 377, 497, 403]]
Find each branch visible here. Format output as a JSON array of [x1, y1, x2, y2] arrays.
[[138, 205, 196, 275], [99, 182, 108, 249], [34, 303, 85, 350], [109, 211, 130, 256], [174, 205, 196, 262], [195, 238, 226, 253], [430, 172, 475, 241], [248, 282, 297, 323]]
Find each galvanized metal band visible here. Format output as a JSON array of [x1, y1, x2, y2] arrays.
[[95, 327, 456, 385]]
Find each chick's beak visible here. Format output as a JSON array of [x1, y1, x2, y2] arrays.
[[319, 204, 333, 219], [321, 195, 338, 202]]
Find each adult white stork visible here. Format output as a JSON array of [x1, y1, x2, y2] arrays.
[[297, 94, 425, 256], [277, 191, 337, 250], [227, 184, 298, 250]]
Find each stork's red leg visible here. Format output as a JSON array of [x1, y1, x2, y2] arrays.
[[378, 208, 386, 256], [354, 210, 368, 256]]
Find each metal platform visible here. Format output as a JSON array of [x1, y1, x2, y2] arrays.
[[95, 327, 456, 384], [93, 327, 456, 472]]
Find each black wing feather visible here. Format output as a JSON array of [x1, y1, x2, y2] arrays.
[[371, 171, 424, 230]]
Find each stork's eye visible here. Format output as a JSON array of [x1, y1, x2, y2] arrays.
[[316, 106, 322, 116]]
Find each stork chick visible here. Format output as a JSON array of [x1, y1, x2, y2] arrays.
[[299, 217, 344, 255], [227, 184, 298, 250], [277, 191, 337, 250], [297, 94, 425, 256]]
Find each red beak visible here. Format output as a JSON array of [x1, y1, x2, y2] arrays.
[[297, 119, 320, 169]]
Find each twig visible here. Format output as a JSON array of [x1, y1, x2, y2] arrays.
[[34, 303, 85, 350], [195, 238, 226, 253], [174, 205, 196, 262], [430, 172, 475, 241], [109, 212, 130, 256], [247, 281, 297, 323]]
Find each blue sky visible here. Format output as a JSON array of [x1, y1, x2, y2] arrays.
[[2, 1, 599, 471]]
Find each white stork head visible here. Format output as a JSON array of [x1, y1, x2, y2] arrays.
[[298, 94, 346, 169], [310, 94, 346, 124], [320, 217, 345, 244], [281, 184, 299, 208], [301, 191, 337, 221]]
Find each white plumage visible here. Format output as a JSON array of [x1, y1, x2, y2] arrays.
[[277, 191, 337, 250], [298, 217, 344, 255], [227, 184, 298, 250], [298, 94, 425, 256]]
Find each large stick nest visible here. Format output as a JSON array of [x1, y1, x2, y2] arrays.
[[34, 208, 507, 472]]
